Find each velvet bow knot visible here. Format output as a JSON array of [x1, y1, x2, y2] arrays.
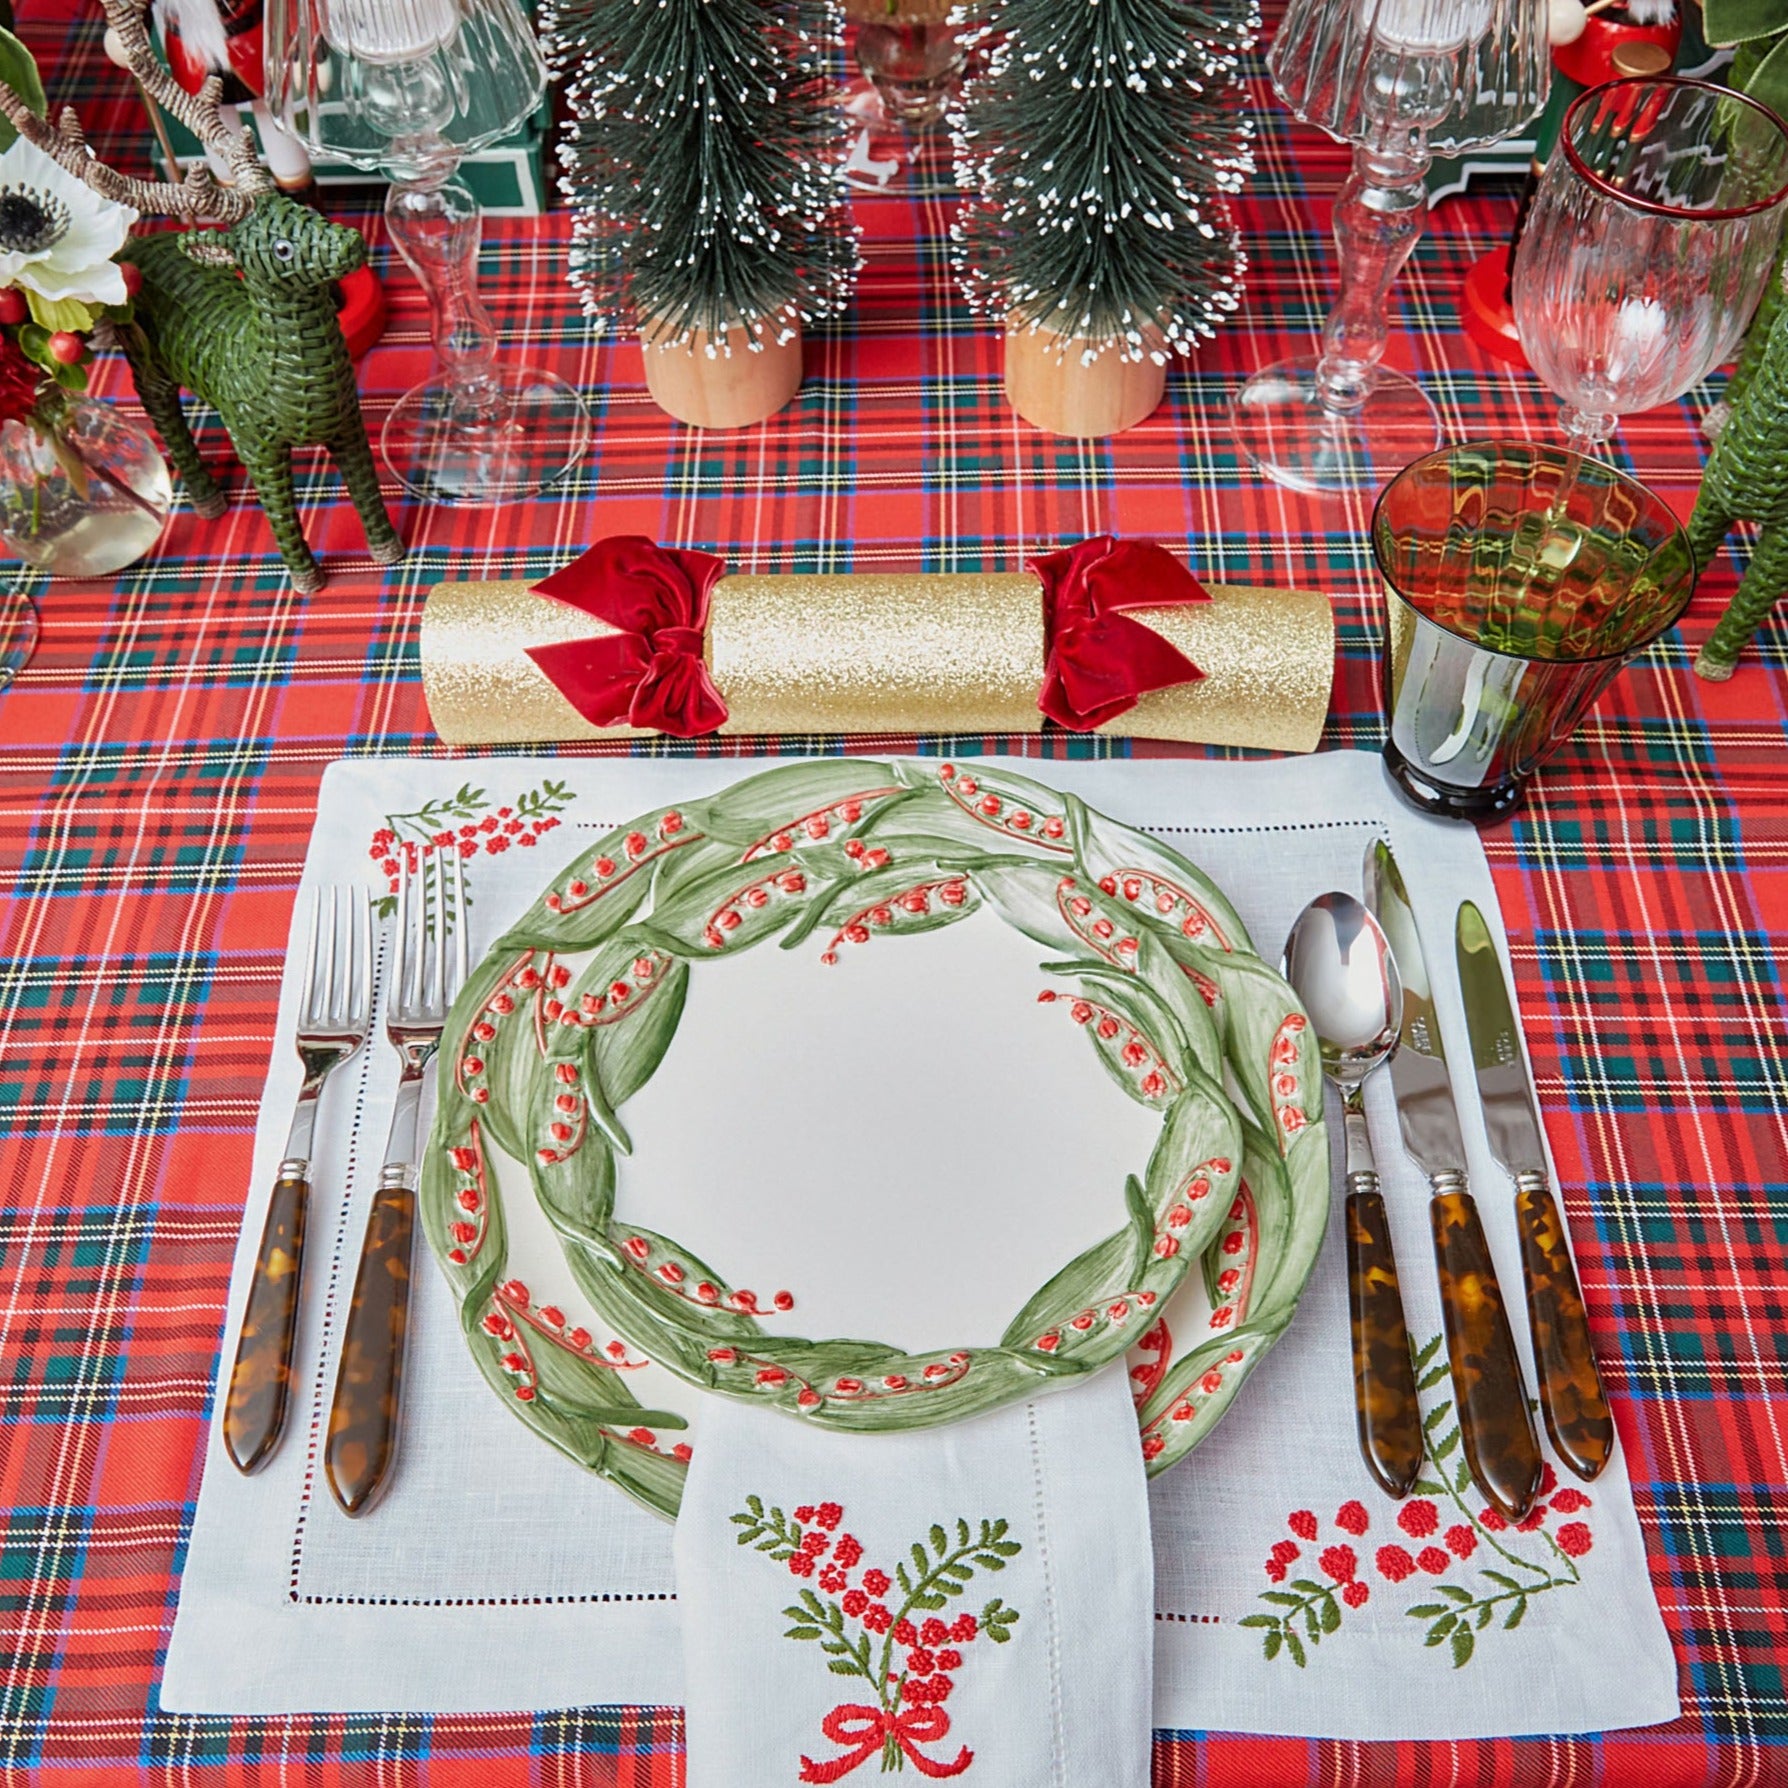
[[526, 535, 730, 738], [1033, 534, 1209, 732]]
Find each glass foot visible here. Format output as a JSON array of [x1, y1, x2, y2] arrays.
[[1231, 357, 1443, 494], [381, 366, 591, 506], [1381, 740, 1527, 825], [0, 580, 37, 692]]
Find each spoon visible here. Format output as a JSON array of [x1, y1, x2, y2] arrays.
[[1283, 892, 1424, 1499]]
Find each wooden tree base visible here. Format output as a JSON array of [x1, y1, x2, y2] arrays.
[[1003, 322, 1167, 437], [640, 317, 804, 429]]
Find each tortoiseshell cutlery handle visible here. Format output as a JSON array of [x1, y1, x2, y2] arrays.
[[1345, 1179, 1423, 1499], [1516, 1174, 1613, 1481], [223, 1167, 310, 1474], [325, 1176, 416, 1516], [1431, 1186, 1543, 1522]]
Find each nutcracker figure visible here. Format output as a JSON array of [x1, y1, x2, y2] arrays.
[[1460, 0, 1680, 366], [145, 0, 312, 190], [104, 0, 387, 359]]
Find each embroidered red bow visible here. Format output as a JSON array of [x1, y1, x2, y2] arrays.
[[1033, 534, 1209, 731], [798, 1703, 972, 1782], [525, 536, 729, 738]]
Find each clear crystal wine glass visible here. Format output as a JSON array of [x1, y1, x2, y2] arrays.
[[265, 0, 590, 504], [1513, 77, 1788, 457], [1232, 0, 1549, 493]]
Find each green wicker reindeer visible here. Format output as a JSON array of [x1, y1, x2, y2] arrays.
[[0, 0, 403, 592]]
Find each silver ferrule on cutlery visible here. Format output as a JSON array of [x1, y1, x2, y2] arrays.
[[1456, 899, 1614, 1482], [1366, 839, 1543, 1522]]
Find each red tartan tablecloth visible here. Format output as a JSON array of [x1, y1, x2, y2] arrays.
[[1, 4, 1785, 1784]]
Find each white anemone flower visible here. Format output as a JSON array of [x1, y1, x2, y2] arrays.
[[0, 135, 137, 309]]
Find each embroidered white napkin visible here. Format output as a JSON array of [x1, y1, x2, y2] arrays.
[[675, 1369, 1152, 1788], [161, 753, 1679, 1740]]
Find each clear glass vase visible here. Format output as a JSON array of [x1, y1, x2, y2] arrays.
[[0, 395, 172, 578]]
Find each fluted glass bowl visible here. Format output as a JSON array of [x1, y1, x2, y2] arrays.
[[1374, 440, 1695, 821]]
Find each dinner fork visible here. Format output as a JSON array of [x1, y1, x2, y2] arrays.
[[224, 887, 372, 1475], [325, 850, 466, 1516]]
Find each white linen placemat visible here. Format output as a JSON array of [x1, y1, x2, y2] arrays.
[[676, 1370, 1151, 1788], [161, 751, 1678, 1739]]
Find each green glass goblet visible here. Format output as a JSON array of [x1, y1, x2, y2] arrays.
[[1374, 440, 1695, 822]]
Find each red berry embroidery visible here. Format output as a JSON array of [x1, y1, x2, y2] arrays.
[[1396, 1498, 1439, 1539], [1342, 1580, 1370, 1609], [1445, 1524, 1477, 1560], [1335, 1500, 1369, 1536], [1416, 1546, 1451, 1575], [861, 1569, 891, 1598], [1288, 1509, 1319, 1541], [1550, 1487, 1592, 1513], [1556, 1521, 1593, 1558], [1375, 1544, 1416, 1583], [1319, 1544, 1357, 1582]]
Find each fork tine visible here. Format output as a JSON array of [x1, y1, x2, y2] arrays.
[[396, 854, 411, 1014], [325, 886, 342, 1025], [357, 890, 372, 1025], [300, 887, 321, 1026], [433, 850, 447, 1011], [453, 850, 467, 997]]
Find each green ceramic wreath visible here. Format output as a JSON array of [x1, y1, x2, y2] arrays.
[[420, 759, 1329, 1519]]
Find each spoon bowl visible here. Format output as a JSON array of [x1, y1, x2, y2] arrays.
[[1281, 892, 1403, 1087]]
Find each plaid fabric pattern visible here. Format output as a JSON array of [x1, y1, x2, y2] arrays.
[[0, 1, 1784, 1781]]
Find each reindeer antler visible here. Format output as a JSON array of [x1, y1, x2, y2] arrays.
[[0, 0, 273, 224]]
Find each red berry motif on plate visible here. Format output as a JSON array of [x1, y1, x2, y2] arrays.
[[1243, 1332, 1600, 1670], [424, 759, 1324, 1521], [731, 1495, 1020, 1779]]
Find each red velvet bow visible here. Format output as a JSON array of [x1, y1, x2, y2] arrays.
[[798, 1703, 973, 1783], [1034, 534, 1208, 731], [525, 536, 730, 738]]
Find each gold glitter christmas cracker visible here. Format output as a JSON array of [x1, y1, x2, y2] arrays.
[[421, 567, 1333, 751]]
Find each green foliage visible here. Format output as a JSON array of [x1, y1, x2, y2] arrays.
[[0, 27, 43, 152], [549, 0, 857, 342], [1704, 0, 1788, 45], [951, 0, 1257, 358]]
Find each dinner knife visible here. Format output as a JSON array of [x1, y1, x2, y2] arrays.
[[1456, 901, 1613, 1481], [1364, 841, 1543, 1521]]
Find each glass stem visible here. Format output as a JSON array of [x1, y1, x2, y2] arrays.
[[1315, 138, 1432, 417], [383, 136, 503, 413], [1561, 411, 1612, 459]]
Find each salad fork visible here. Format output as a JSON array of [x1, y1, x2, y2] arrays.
[[225, 887, 372, 1475], [326, 850, 466, 1516]]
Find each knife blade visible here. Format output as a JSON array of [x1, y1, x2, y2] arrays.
[[1365, 840, 1542, 1521], [1457, 901, 1613, 1481]]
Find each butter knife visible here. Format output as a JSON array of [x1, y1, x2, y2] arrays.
[[1365, 841, 1543, 1521], [1457, 901, 1613, 1481]]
